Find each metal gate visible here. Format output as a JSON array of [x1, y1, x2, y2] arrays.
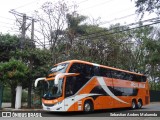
[[0, 84, 3, 109]]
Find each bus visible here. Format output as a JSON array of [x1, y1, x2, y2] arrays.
[[34, 60, 150, 112]]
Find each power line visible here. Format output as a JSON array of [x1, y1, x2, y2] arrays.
[[99, 13, 136, 25], [108, 7, 135, 17], [9, 9, 35, 20], [35, 20, 160, 47], [24, 0, 91, 15], [77, 0, 89, 4], [68, 0, 90, 8], [0, 16, 15, 21], [78, 17, 160, 39], [78, 19, 160, 41], [13, 0, 41, 10], [0, 21, 15, 26], [0, 25, 18, 30], [79, 0, 114, 11]]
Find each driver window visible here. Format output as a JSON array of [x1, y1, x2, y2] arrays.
[[65, 77, 76, 97]]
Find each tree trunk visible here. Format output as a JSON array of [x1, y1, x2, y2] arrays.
[[27, 79, 32, 108], [11, 85, 16, 108], [28, 57, 34, 108]]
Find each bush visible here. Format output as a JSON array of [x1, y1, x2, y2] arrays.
[[3, 87, 28, 103]]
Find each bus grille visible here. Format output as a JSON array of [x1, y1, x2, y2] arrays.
[[44, 104, 55, 107]]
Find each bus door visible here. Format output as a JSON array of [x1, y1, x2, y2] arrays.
[[64, 76, 75, 111]]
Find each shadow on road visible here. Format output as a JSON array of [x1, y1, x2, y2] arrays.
[[43, 107, 148, 117]]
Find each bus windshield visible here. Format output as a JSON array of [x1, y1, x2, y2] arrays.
[[42, 79, 64, 100], [48, 63, 69, 75]]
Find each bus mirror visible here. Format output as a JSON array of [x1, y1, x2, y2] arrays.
[[34, 77, 46, 87], [54, 73, 78, 85]]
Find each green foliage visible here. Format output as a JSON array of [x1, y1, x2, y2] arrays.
[[0, 59, 29, 85], [0, 34, 20, 62], [66, 13, 88, 46], [135, 0, 160, 17], [3, 87, 28, 102], [0, 34, 19, 45]]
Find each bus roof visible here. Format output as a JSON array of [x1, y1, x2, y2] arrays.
[[56, 60, 144, 76]]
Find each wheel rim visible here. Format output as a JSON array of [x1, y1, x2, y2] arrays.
[[85, 103, 91, 111], [138, 101, 142, 108], [132, 101, 136, 109]]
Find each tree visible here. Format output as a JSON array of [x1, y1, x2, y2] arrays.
[[143, 39, 160, 90], [0, 59, 29, 108], [134, 0, 160, 17], [12, 48, 52, 108], [35, 0, 70, 63], [0, 34, 20, 62], [0, 33, 52, 108], [131, 25, 160, 90], [66, 13, 87, 46]]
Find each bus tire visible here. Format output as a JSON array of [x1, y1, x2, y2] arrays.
[[131, 100, 137, 109], [84, 100, 93, 112], [137, 99, 143, 109]]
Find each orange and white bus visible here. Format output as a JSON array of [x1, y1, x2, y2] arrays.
[[35, 60, 150, 112]]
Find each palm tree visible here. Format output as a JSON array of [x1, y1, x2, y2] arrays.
[[66, 12, 87, 46]]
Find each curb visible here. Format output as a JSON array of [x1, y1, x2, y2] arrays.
[[1, 108, 44, 111]]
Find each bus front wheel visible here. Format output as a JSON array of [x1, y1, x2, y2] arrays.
[[84, 100, 93, 112]]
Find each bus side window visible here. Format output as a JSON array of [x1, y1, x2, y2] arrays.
[[123, 73, 132, 81], [136, 75, 141, 82], [132, 75, 141, 82], [85, 64, 94, 79], [99, 67, 111, 78], [94, 66, 100, 76], [69, 63, 81, 73], [110, 70, 119, 79], [141, 76, 147, 82], [65, 77, 74, 97]]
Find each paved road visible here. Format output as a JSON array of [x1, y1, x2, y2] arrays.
[[0, 102, 160, 120]]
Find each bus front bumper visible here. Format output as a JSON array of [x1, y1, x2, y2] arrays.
[[42, 103, 65, 111]]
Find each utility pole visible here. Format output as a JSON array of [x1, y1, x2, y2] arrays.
[[27, 19, 35, 109], [9, 9, 36, 109], [31, 19, 34, 43], [21, 14, 26, 50], [9, 9, 33, 50]]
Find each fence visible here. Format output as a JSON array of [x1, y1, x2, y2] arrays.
[[150, 90, 160, 102], [0, 84, 3, 109]]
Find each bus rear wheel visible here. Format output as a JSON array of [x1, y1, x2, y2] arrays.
[[137, 100, 142, 109], [84, 100, 93, 112], [131, 100, 137, 109]]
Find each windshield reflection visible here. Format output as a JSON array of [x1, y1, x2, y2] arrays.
[[48, 63, 69, 75], [42, 79, 64, 100]]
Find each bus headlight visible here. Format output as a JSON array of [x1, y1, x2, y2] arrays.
[[57, 101, 62, 104]]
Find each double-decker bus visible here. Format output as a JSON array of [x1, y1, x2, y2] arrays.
[[34, 60, 150, 112]]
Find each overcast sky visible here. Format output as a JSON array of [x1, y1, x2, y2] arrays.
[[0, 0, 156, 35]]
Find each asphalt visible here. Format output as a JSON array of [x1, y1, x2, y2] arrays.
[[1, 102, 160, 111]]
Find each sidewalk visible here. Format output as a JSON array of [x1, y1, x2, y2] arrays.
[[2, 103, 11, 108], [1, 103, 43, 111], [1, 108, 43, 111]]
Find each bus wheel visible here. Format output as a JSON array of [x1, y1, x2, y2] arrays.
[[131, 100, 137, 109], [84, 101, 93, 112], [137, 99, 142, 109]]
